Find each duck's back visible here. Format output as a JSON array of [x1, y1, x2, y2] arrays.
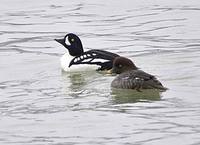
[[111, 69, 166, 91]]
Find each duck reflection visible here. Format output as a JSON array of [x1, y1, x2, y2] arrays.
[[61, 70, 98, 94], [110, 88, 162, 104]]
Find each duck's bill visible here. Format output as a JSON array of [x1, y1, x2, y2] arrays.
[[106, 68, 118, 75], [54, 38, 65, 46], [96, 69, 116, 75], [107, 69, 113, 74]]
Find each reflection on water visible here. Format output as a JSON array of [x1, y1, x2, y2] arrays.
[[61, 70, 98, 92], [111, 89, 162, 104], [1, 0, 200, 145], [62, 71, 86, 91]]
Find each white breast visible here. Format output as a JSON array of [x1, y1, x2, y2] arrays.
[[60, 53, 99, 72]]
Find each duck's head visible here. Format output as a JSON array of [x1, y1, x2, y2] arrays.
[[110, 57, 138, 74], [55, 33, 84, 56]]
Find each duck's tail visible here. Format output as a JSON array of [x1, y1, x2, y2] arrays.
[[147, 78, 168, 91]]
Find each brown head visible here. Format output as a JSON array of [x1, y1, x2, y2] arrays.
[[110, 57, 138, 74]]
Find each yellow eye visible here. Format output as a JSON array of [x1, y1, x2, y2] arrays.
[[71, 38, 74, 42]]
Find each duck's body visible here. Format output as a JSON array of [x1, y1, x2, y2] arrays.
[[60, 53, 98, 72], [111, 69, 166, 91], [110, 57, 167, 91], [55, 33, 119, 72]]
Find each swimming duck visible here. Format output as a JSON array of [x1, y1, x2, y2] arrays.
[[110, 57, 167, 91], [55, 33, 119, 72]]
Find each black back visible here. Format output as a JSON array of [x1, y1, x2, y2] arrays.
[[69, 49, 120, 70]]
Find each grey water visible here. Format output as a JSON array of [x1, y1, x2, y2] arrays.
[[1, 0, 200, 145]]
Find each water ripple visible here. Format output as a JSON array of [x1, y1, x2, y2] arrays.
[[1, 0, 200, 145]]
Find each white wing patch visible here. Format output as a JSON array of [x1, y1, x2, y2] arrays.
[[73, 53, 108, 63]]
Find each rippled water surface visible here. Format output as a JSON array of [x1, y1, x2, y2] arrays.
[[1, 0, 200, 144]]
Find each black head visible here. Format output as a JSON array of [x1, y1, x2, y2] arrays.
[[111, 57, 138, 74], [54, 33, 84, 56]]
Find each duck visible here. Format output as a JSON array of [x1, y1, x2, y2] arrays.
[[110, 57, 167, 91], [55, 33, 119, 72]]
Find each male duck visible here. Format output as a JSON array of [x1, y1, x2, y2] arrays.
[[55, 33, 119, 72], [110, 57, 167, 91]]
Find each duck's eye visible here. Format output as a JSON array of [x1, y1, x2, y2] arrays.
[[118, 64, 122, 68], [71, 38, 75, 42]]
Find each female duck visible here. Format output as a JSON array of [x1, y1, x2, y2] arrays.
[[110, 57, 167, 91]]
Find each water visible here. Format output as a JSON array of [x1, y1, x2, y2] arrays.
[[1, 0, 200, 144]]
